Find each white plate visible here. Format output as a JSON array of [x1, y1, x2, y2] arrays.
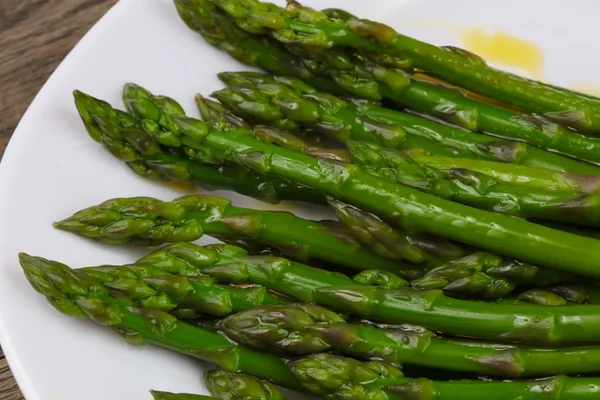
[[2, 0, 600, 398]]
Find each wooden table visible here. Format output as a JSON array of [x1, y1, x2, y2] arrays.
[[0, 1, 117, 397]]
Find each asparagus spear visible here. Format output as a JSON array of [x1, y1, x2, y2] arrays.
[[86, 85, 464, 270], [205, 369, 286, 400], [347, 139, 600, 227], [289, 353, 600, 400], [214, 77, 600, 227], [19, 253, 305, 391], [132, 242, 600, 344], [406, 151, 600, 194], [327, 197, 466, 265], [26, 251, 600, 399], [26, 248, 290, 317], [210, 0, 600, 135], [31, 250, 596, 398], [151, 392, 217, 400], [196, 94, 468, 267], [73, 90, 325, 205], [217, 303, 600, 377], [214, 71, 600, 174], [212, 72, 600, 195], [413, 252, 577, 300], [55, 194, 422, 278], [542, 284, 600, 304], [80, 89, 600, 274], [175, 0, 600, 174], [196, 94, 351, 163]]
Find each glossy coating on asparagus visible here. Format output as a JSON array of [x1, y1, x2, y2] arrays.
[[55, 194, 420, 278], [327, 198, 466, 266], [289, 353, 600, 400], [28, 248, 289, 318], [205, 369, 286, 400], [18, 253, 305, 391], [175, 0, 600, 173], [218, 302, 600, 377], [211, 0, 600, 135], [214, 71, 600, 174], [348, 140, 600, 227], [406, 151, 600, 194], [73, 90, 325, 205], [134, 243, 600, 344], [80, 89, 600, 275], [196, 94, 351, 163], [413, 252, 577, 300]]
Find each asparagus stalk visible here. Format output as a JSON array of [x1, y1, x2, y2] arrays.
[[175, 0, 600, 173], [196, 94, 351, 162], [413, 252, 578, 300], [214, 71, 600, 174], [327, 197, 465, 265], [406, 151, 600, 194], [19, 253, 305, 391], [217, 303, 600, 377], [211, 0, 600, 135], [213, 72, 600, 195], [543, 284, 600, 304], [55, 194, 422, 278], [130, 243, 600, 344], [289, 353, 599, 400], [25, 250, 600, 397], [205, 369, 286, 400], [347, 139, 600, 227], [73, 90, 325, 205], [214, 76, 600, 227], [25, 249, 290, 318], [196, 94, 468, 267], [79, 89, 600, 274], [151, 392, 217, 400], [31, 250, 598, 398]]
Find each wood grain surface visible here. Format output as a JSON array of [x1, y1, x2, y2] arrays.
[[0, 1, 117, 397]]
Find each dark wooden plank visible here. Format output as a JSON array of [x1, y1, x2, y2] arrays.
[[0, 0, 117, 160], [0, 1, 117, 397]]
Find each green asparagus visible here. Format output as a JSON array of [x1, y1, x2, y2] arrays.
[[347, 139, 600, 227], [217, 303, 600, 377], [55, 194, 422, 278], [326, 198, 466, 265], [205, 369, 286, 400], [211, 0, 600, 135], [176, 0, 600, 173], [151, 391, 217, 400], [26, 249, 290, 317], [412, 252, 577, 300], [81, 89, 600, 272], [405, 150, 600, 194], [131, 242, 600, 344], [167, 100, 600, 275], [196, 94, 350, 163], [214, 71, 600, 173], [19, 252, 305, 391], [23, 250, 600, 397], [542, 284, 600, 304], [73, 90, 325, 205], [289, 353, 600, 400]]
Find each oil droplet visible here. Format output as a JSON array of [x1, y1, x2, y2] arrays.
[[459, 27, 545, 80], [162, 181, 198, 194], [568, 84, 600, 99]]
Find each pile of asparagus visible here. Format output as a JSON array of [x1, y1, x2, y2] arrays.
[[22, 0, 600, 398]]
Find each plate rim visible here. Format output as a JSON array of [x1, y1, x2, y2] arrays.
[[0, 1, 126, 397]]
